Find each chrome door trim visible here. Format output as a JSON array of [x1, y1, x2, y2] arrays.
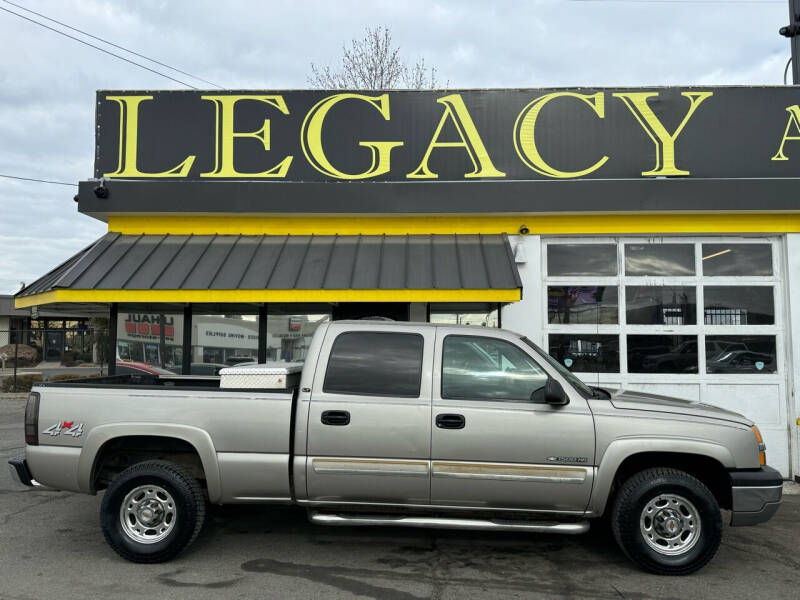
[[311, 457, 429, 477], [432, 461, 588, 484]]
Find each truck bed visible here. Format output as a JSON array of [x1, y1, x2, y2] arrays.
[[27, 375, 298, 505]]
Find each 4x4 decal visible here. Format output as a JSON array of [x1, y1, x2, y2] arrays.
[[42, 421, 84, 437]]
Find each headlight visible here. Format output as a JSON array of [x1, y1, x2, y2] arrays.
[[751, 425, 766, 466]]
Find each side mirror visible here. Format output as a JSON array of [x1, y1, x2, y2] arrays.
[[544, 378, 570, 406]]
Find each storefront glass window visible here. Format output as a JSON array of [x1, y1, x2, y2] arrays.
[[704, 286, 774, 325], [548, 334, 620, 373], [627, 335, 698, 374], [625, 286, 696, 325], [117, 309, 184, 373], [625, 244, 695, 276], [192, 311, 259, 373], [702, 244, 772, 276], [547, 244, 617, 276], [266, 311, 330, 362], [545, 238, 780, 382], [548, 286, 618, 324], [705, 335, 777, 374]]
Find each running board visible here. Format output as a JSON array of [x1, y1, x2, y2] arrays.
[[308, 512, 589, 534]]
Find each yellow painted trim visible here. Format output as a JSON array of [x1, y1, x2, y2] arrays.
[[108, 213, 800, 236], [14, 288, 521, 308]]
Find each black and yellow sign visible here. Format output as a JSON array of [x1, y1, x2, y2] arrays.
[[94, 87, 800, 183]]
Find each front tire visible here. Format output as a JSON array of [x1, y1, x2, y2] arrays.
[[100, 460, 206, 563], [611, 467, 722, 575]]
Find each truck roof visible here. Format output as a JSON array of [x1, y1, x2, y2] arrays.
[[327, 320, 518, 334]]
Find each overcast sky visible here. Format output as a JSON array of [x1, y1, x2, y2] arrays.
[[0, 0, 790, 294]]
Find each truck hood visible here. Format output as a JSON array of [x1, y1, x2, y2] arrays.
[[608, 388, 753, 426]]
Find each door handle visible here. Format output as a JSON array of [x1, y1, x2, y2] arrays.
[[436, 413, 465, 429], [321, 410, 350, 426]]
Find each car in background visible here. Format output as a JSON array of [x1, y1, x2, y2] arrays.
[[189, 362, 226, 376], [224, 356, 257, 366], [706, 350, 776, 374]]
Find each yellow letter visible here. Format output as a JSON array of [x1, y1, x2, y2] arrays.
[[300, 93, 402, 180], [201, 95, 293, 178], [771, 105, 800, 161], [407, 94, 505, 179], [613, 91, 713, 176], [104, 95, 195, 178], [514, 92, 608, 178]]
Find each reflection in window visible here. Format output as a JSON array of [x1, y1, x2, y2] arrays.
[[547, 244, 617, 276], [548, 334, 620, 373], [548, 287, 618, 324], [192, 312, 259, 373], [702, 244, 772, 276], [625, 244, 695, 276], [704, 287, 774, 325], [626, 286, 696, 325], [267, 313, 330, 362], [117, 311, 184, 373], [442, 335, 548, 401], [706, 336, 777, 374], [627, 335, 698, 373], [429, 303, 499, 327]]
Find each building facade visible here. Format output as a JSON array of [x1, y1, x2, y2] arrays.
[[14, 87, 800, 478], [0, 295, 92, 363]]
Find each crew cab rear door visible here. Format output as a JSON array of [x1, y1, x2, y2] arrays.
[[305, 323, 434, 505], [430, 328, 595, 513]]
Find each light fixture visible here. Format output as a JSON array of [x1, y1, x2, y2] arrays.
[[702, 248, 731, 261]]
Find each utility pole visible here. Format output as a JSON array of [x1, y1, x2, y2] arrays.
[[780, 0, 800, 84]]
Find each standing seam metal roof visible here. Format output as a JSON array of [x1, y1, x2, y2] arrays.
[[18, 233, 522, 297]]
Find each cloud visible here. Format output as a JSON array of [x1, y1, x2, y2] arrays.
[[0, 0, 790, 293]]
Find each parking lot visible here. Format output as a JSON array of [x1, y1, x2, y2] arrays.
[[1, 395, 798, 600]]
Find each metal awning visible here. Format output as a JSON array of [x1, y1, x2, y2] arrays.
[[15, 233, 522, 307]]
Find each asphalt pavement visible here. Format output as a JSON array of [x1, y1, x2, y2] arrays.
[[1, 396, 798, 600]]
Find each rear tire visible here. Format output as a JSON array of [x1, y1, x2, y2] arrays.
[[611, 467, 722, 575], [100, 460, 206, 563]]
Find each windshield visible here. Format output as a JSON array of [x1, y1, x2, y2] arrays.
[[520, 336, 595, 399]]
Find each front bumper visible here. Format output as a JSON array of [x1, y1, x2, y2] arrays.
[[8, 455, 35, 487], [729, 465, 783, 526]]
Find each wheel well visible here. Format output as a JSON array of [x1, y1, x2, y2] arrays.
[[607, 452, 732, 512], [92, 436, 206, 492]]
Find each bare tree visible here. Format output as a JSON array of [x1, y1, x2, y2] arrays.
[[309, 26, 440, 90]]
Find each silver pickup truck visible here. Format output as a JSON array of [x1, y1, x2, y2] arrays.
[[9, 321, 782, 575]]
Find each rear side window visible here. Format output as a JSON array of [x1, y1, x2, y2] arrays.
[[323, 332, 424, 397]]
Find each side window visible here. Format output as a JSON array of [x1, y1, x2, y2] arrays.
[[442, 336, 548, 402], [323, 332, 424, 397]]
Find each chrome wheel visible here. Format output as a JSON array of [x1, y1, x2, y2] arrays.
[[120, 484, 177, 544], [639, 493, 701, 556]]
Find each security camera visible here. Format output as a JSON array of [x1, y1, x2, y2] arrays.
[[519, 225, 530, 235], [93, 184, 109, 199]]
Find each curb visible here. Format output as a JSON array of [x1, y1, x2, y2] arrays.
[[782, 481, 800, 496], [0, 393, 28, 400]]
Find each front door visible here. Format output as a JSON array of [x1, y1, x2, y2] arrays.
[[45, 331, 64, 361], [430, 329, 595, 514], [305, 323, 434, 505]]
